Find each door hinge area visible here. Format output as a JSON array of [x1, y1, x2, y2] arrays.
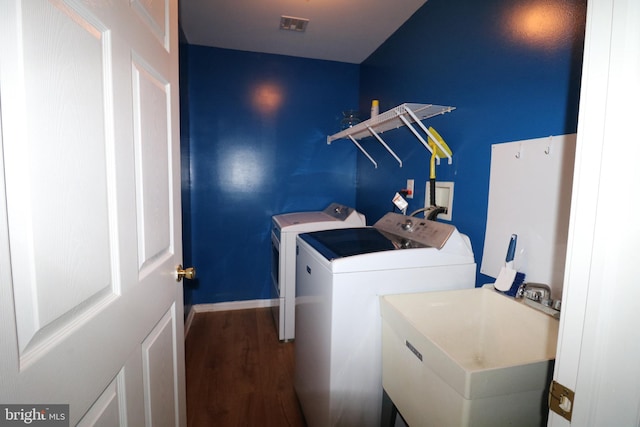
[[549, 380, 575, 421]]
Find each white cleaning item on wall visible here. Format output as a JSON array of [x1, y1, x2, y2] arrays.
[[494, 234, 518, 291], [480, 134, 576, 300]]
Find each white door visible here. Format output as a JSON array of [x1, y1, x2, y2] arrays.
[[0, 0, 187, 425], [549, 0, 640, 425]]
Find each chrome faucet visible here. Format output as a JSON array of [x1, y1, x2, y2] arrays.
[[516, 283, 561, 318], [517, 282, 550, 302]]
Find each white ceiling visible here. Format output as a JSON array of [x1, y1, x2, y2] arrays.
[[179, 0, 429, 64]]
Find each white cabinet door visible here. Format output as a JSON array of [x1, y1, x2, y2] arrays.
[[549, 0, 640, 425], [0, 0, 186, 425]]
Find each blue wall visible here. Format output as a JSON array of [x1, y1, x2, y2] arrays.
[[181, 0, 587, 304], [185, 46, 359, 304], [357, 0, 586, 286]]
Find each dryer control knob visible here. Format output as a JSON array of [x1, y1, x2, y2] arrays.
[[402, 220, 414, 231]]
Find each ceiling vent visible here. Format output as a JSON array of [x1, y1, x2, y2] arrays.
[[280, 16, 309, 32]]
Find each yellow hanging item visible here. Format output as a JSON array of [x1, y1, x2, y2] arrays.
[[427, 126, 452, 179]]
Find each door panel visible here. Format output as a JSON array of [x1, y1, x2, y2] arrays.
[[6, 0, 116, 359], [78, 372, 127, 427], [132, 58, 173, 275], [0, 0, 185, 424], [131, 0, 170, 49], [142, 306, 179, 427]]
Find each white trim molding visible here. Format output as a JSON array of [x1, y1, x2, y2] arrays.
[[184, 299, 278, 336]]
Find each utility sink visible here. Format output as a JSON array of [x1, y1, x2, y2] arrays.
[[380, 287, 559, 427]]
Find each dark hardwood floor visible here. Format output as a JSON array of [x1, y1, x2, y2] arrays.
[[185, 308, 307, 427]]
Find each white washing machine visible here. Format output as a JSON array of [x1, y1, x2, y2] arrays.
[[294, 212, 476, 427], [271, 203, 366, 341]]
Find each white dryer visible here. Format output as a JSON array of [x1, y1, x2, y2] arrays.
[[271, 203, 365, 341], [294, 212, 476, 427]]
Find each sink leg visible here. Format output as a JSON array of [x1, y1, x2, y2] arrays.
[[381, 389, 398, 427]]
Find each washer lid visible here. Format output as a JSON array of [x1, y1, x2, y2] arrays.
[[272, 203, 365, 231], [299, 228, 395, 260], [298, 212, 472, 263], [273, 211, 338, 229]]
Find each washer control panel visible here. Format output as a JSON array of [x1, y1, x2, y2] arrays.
[[322, 203, 356, 221], [374, 212, 455, 249]]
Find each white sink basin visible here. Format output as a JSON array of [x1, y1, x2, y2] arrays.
[[380, 287, 559, 427]]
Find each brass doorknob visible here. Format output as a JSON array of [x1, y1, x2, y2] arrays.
[[176, 265, 196, 282]]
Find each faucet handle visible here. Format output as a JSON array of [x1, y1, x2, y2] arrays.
[[521, 282, 551, 302], [541, 298, 554, 307]]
